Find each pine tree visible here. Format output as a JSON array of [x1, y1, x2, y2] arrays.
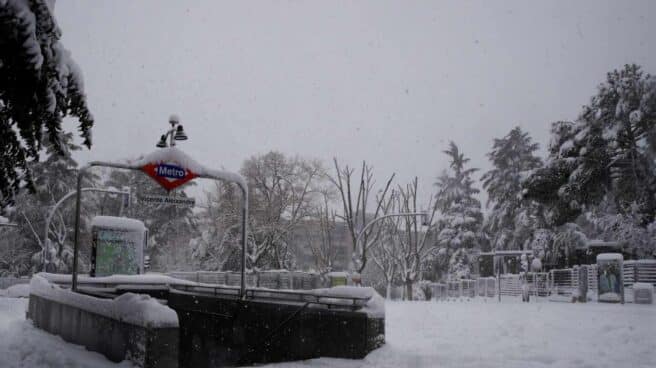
[[434, 142, 483, 279], [4, 131, 97, 273], [482, 127, 543, 250], [524, 64, 656, 226], [1, 0, 93, 207]]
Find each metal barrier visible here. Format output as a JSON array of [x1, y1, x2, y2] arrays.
[[549, 268, 577, 297], [477, 277, 496, 297], [499, 274, 521, 296], [625, 260, 656, 286], [168, 270, 321, 290]]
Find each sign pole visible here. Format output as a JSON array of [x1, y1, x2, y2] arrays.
[[72, 172, 83, 291], [240, 186, 248, 299], [70, 149, 248, 298]]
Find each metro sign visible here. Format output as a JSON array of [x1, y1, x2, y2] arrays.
[[141, 162, 197, 191]]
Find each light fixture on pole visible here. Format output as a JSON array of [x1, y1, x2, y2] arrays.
[[156, 135, 168, 148], [156, 114, 189, 148], [174, 125, 188, 141]]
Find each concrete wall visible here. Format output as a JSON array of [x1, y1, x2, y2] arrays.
[[168, 291, 385, 367], [27, 295, 178, 368]]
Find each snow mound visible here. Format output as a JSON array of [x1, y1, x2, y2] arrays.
[[29, 275, 178, 328], [5, 284, 30, 298]]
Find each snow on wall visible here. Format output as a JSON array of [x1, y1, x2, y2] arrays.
[[5, 284, 31, 298], [30, 275, 179, 328], [40, 272, 199, 287], [310, 286, 385, 318]]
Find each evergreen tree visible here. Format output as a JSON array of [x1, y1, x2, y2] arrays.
[[4, 131, 97, 273], [482, 127, 543, 250], [433, 142, 483, 279], [524, 64, 656, 226], [1, 0, 93, 206]]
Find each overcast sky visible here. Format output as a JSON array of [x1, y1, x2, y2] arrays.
[[56, 0, 656, 208]]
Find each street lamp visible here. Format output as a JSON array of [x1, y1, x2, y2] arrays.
[[156, 114, 188, 148]]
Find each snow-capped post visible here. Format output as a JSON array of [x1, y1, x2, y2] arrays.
[[72, 117, 248, 297]]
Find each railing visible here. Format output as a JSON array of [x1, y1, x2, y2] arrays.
[[36, 273, 369, 312], [169, 283, 370, 311], [625, 260, 656, 286], [168, 270, 322, 290]]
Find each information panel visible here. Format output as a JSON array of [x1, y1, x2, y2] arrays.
[[90, 216, 147, 277]]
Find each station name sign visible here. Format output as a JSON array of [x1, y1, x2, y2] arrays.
[[139, 194, 196, 207], [141, 162, 197, 191]]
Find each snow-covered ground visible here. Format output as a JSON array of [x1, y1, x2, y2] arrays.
[[1, 296, 654, 368], [0, 297, 134, 368], [267, 299, 656, 368]]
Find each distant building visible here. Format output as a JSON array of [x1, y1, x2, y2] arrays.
[[289, 219, 352, 272]]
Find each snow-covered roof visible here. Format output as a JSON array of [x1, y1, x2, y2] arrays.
[[91, 216, 146, 232], [596, 253, 623, 261], [129, 147, 247, 188]]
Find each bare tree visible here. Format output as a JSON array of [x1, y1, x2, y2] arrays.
[[305, 189, 338, 275], [329, 159, 395, 274], [242, 152, 325, 270], [190, 182, 241, 271], [383, 178, 439, 300], [369, 194, 399, 299]]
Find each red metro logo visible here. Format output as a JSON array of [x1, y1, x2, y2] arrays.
[[141, 162, 198, 191]]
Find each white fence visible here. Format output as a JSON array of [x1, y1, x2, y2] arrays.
[[428, 273, 548, 300], [624, 260, 656, 286]]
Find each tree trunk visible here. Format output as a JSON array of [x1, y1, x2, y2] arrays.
[[386, 280, 392, 300], [405, 280, 413, 301]]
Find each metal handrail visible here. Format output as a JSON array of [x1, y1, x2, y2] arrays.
[[49, 276, 371, 311], [171, 283, 371, 310]]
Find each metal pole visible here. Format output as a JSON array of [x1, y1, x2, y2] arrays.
[[497, 256, 501, 303], [43, 187, 129, 271], [239, 184, 249, 299], [353, 212, 427, 271], [67, 157, 247, 296], [71, 170, 84, 291]]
